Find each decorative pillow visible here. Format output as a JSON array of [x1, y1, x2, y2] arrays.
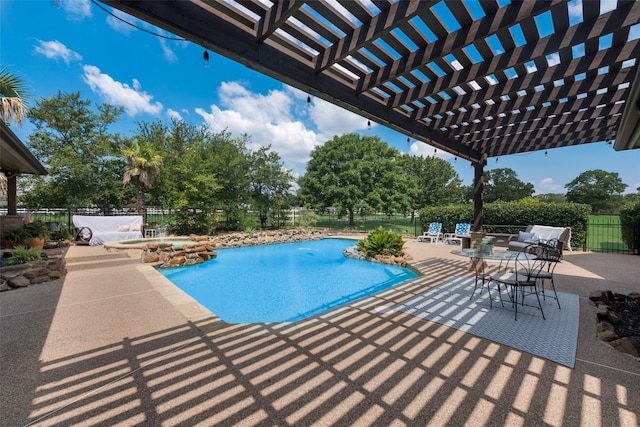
[[129, 223, 142, 232], [117, 224, 130, 232], [517, 231, 538, 243]]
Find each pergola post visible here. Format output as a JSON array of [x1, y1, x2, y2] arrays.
[[472, 156, 487, 232], [7, 171, 18, 216]]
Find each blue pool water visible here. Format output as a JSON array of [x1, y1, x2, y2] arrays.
[[160, 238, 418, 323]]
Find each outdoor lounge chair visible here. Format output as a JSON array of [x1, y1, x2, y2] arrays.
[[72, 215, 144, 246], [507, 225, 571, 257], [417, 222, 443, 243], [445, 222, 471, 245]]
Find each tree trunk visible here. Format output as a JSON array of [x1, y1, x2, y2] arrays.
[[348, 209, 355, 227], [136, 179, 145, 221]]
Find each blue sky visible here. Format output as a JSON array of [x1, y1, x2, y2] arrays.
[[2, 0, 640, 194]]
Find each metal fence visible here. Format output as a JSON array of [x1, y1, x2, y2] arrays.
[[585, 216, 639, 255], [2, 208, 639, 255]]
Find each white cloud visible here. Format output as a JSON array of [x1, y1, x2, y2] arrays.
[[600, 0, 617, 15], [104, 7, 183, 62], [159, 38, 178, 63], [61, 0, 92, 21], [195, 82, 322, 173], [167, 108, 183, 121], [567, 0, 583, 24], [193, 82, 381, 174], [82, 65, 163, 116], [546, 52, 561, 67], [105, 8, 136, 35], [34, 40, 82, 65], [536, 177, 563, 194], [409, 141, 454, 160], [308, 98, 371, 139]]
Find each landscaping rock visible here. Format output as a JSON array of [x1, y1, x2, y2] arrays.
[[0, 279, 9, 292], [8, 276, 30, 288]]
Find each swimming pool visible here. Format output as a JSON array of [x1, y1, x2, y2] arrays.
[[160, 238, 418, 323]]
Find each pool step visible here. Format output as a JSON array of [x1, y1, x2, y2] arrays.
[[66, 251, 140, 272]]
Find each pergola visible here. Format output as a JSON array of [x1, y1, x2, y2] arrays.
[[103, 0, 640, 230]]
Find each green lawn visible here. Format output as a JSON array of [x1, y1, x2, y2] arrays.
[[314, 213, 421, 235], [586, 215, 628, 252]]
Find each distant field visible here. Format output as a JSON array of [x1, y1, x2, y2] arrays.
[[315, 213, 420, 235], [586, 215, 628, 252]]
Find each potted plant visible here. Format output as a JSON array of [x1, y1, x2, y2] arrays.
[[23, 220, 50, 250], [1, 226, 28, 249]]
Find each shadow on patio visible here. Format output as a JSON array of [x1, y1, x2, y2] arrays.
[[1, 244, 638, 426]]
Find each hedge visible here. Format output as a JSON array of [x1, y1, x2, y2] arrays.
[[419, 199, 591, 250], [619, 201, 640, 250]]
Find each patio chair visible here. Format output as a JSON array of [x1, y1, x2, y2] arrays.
[[417, 222, 443, 243], [529, 238, 562, 309], [488, 243, 548, 320], [445, 222, 471, 245]]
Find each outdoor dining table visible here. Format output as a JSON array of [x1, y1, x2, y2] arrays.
[[451, 248, 537, 302]]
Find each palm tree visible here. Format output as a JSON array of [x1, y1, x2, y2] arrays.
[[0, 68, 29, 125], [0, 68, 30, 200], [122, 141, 163, 218]]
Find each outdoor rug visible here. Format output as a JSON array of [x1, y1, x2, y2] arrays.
[[385, 276, 579, 367]]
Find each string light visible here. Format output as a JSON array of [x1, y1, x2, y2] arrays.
[[544, 150, 548, 157], [203, 50, 210, 67], [307, 95, 311, 105], [367, 120, 371, 128]]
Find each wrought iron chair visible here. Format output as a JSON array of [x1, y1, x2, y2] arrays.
[[488, 243, 548, 320]]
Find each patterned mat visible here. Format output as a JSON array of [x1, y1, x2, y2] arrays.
[[387, 276, 579, 367]]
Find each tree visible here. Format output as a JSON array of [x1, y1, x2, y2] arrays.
[[298, 133, 411, 226], [535, 193, 567, 203], [565, 169, 627, 213], [23, 91, 130, 211], [0, 68, 29, 199], [247, 145, 294, 229], [0, 67, 28, 125], [122, 140, 163, 218], [484, 168, 534, 202], [403, 154, 463, 210]]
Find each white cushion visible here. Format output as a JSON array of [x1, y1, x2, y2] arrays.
[[117, 224, 130, 232]]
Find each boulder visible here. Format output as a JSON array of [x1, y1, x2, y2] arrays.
[[8, 276, 30, 288]]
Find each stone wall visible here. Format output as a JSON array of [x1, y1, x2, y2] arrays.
[[342, 246, 410, 267], [0, 249, 67, 291], [141, 230, 327, 268], [142, 241, 217, 268]]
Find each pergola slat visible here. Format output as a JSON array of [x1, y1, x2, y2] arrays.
[[103, 0, 640, 160]]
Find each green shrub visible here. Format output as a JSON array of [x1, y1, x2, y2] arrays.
[[1, 227, 28, 247], [7, 247, 43, 265], [419, 200, 591, 249], [295, 210, 318, 230], [171, 208, 213, 235], [357, 227, 405, 257], [619, 201, 640, 249]]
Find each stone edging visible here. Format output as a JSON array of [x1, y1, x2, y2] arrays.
[[0, 249, 67, 291]]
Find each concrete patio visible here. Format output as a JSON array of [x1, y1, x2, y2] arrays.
[[1, 239, 638, 426]]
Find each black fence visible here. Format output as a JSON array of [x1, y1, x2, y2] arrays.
[[2, 208, 639, 255], [585, 216, 639, 255]]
